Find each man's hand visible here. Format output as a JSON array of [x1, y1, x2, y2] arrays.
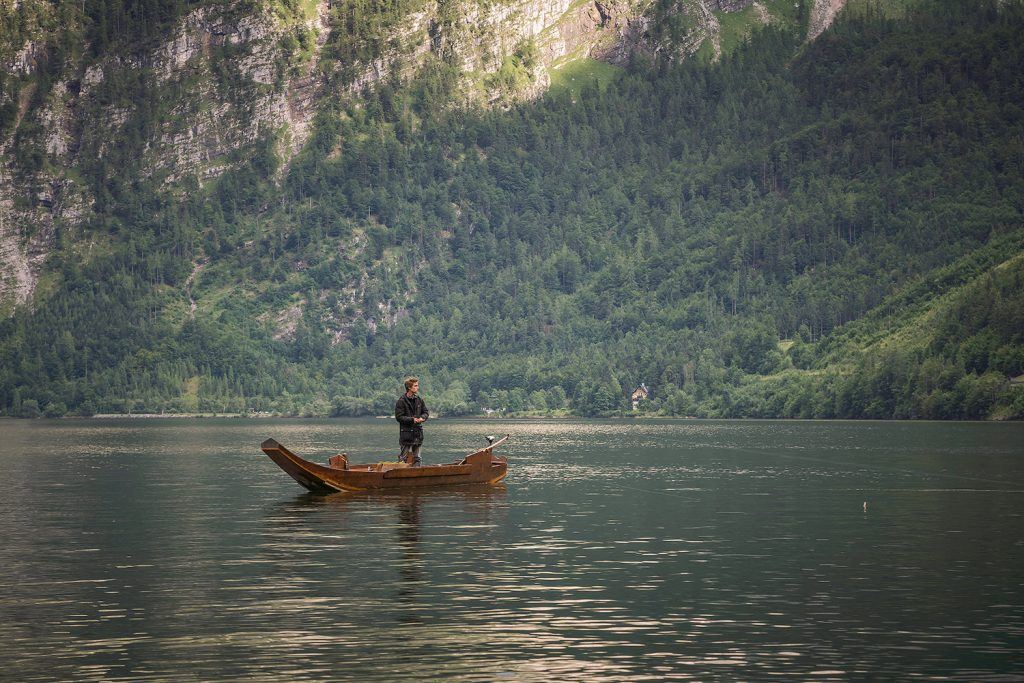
[[414, 417, 426, 423]]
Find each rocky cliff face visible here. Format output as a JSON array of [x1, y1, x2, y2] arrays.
[[0, 0, 848, 311], [1, 0, 332, 308], [75, 1, 331, 182]]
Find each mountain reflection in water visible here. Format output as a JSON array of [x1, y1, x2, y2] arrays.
[[1, 418, 1023, 680]]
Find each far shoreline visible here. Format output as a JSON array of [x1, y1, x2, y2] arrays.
[[1, 413, 1015, 423], [10, 411, 682, 420]]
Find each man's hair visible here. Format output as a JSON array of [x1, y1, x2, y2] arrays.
[[404, 377, 419, 391]]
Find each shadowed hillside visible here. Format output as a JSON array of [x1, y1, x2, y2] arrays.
[[1, 0, 1021, 419]]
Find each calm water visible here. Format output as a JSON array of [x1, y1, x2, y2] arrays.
[[1, 418, 1022, 681]]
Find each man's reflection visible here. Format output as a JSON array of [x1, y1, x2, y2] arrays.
[[263, 487, 507, 627], [396, 494, 424, 623]]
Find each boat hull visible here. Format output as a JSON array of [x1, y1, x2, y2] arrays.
[[261, 438, 509, 493]]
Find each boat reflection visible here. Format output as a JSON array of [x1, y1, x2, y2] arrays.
[[279, 485, 508, 517], [263, 486, 508, 624]]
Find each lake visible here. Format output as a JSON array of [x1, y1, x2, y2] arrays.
[[1, 418, 1022, 680]]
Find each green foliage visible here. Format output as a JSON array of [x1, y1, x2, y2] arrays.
[[716, 5, 766, 55], [323, 0, 431, 82], [82, 0, 207, 55], [645, 0, 701, 49], [1, 0, 1022, 420], [724, 322, 783, 374], [549, 58, 623, 99], [485, 39, 540, 98]]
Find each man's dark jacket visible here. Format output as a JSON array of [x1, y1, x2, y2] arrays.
[[395, 393, 429, 446]]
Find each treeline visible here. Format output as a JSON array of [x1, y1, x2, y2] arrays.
[[0, 0, 1022, 418]]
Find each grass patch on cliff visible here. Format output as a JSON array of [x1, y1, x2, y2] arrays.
[[716, 0, 801, 56], [549, 58, 622, 98], [759, 0, 802, 25], [716, 6, 764, 55], [694, 36, 716, 63]]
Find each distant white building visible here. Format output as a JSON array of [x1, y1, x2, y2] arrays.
[[631, 383, 650, 410]]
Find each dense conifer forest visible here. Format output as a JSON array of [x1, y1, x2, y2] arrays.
[[1, 0, 1022, 419]]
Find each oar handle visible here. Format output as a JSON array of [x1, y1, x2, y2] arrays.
[[488, 434, 511, 450]]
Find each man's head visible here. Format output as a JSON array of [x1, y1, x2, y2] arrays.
[[405, 377, 420, 395]]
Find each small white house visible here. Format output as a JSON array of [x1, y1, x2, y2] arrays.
[[630, 383, 650, 410]]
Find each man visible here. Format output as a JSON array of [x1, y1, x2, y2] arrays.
[[395, 377, 428, 466]]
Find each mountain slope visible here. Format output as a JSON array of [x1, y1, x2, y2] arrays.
[[0, 0, 832, 311], [1, 0, 1022, 419]]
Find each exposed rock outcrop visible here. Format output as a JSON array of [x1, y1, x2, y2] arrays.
[[0, 0, 333, 306], [809, 0, 847, 40], [5, 39, 44, 76], [0, 208, 46, 309], [135, 0, 332, 182]]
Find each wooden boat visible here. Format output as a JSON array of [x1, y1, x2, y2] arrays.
[[261, 435, 510, 493]]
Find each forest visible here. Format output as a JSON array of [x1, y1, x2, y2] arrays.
[[1, 0, 1022, 419]]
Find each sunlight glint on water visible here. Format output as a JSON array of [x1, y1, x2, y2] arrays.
[[1, 418, 1022, 680]]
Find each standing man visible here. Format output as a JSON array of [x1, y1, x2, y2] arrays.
[[395, 377, 428, 466]]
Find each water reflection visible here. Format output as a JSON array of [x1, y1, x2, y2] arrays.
[[263, 486, 511, 630], [395, 495, 423, 619], [1, 419, 1023, 680]]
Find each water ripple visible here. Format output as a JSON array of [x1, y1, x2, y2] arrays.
[[1, 418, 1023, 680]]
